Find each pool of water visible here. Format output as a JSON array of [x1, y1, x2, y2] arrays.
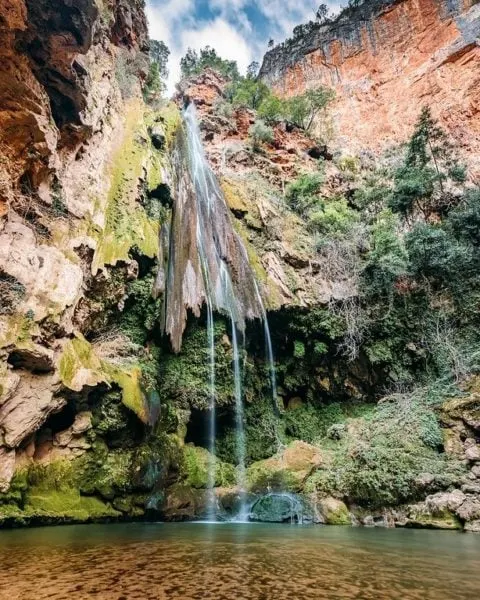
[[0, 522, 479, 599]]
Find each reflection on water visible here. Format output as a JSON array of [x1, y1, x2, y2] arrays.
[[0, 522, 479, 600]]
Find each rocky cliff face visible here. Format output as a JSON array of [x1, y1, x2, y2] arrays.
[[260, 0, 480, 180], [0, 0, 169, 512]]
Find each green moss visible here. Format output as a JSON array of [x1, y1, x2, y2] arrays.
[[408, 507, 462, 530], [25, 491, 119, 522], [323, 502, 351, 525], [158, 319, 236, 410], [22, 461, 120, 522], [92, 103, 160, 273], [247, 464, 297, 494], [59, 333, 157, 425], [59, 334, 107, 391], [180, 445, 236, 489]]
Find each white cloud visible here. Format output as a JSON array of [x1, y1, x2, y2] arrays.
[[146, 0, 341, 95]]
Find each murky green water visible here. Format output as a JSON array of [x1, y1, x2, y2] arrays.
[[0, 522, 479, 599]]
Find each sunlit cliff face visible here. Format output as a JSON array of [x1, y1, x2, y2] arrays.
[[260, 0, 480, 180]]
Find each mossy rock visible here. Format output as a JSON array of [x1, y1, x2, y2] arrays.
[[314, 496, 351, 525], [407, 505, 462, 530], [181, 445, 236, 489], [59, 334, 108, 391], [247, 441, 322, 493], [92, 101, 160, 274], [24, 490, 120, 522], [250, 493, 308, 523]]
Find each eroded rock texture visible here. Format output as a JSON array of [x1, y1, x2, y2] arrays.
[[260, 0, 480, 180], [0, 0, 154, 497]]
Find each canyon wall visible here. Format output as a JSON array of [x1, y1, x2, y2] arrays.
[[259, 0, 480, 179]]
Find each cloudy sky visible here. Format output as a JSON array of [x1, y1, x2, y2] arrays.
[[146, 0, 340, 93]]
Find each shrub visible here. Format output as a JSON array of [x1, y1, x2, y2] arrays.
[[213, 99, 234, 119], [308, 197, 358, 236], [362, 210, 408, 298], [284, 403, 345, 443], [284, 87, 335, 132], [447, 189, 480, 247], [249, 120, 274, 150], [306, 392, 463, 508], [285, 172, 324, 216]]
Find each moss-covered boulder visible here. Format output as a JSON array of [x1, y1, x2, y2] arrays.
[[313, 496, 351, 525], [180, 445, 236, 489], [247, 441, 323, 493]]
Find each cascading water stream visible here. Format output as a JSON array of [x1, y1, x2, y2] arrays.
[[168, 102, 279, 521]]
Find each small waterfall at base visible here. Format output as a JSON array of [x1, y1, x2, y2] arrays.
[[166, 101, 279, 522], [205, 299, 217, 522], [230, 319, 248, 521]]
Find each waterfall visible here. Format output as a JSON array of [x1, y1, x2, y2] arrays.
[[205, 298, 216, 521], [165, 102, 278, 521]]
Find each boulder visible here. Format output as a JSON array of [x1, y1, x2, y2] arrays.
[[250, 493, 308, 523], [456, 498, 480, 522], [464, 520, 480, 533], [314, 496, 351, 525], [247, 441, 323, 492], [0, 371, 65, 448]]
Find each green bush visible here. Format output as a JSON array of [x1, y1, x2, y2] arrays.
[[180, 46, 239, 80], [258, 95, 286, 124], [285, 172, 324, 216], [284, 87, 335, 132], [308, 197, 358, 236], [231, 78, 270, 110], [284, 403, 345, 443], [405, 223, 470, 282], [306, 393, 463, 508], [362, 210, 408, 298]]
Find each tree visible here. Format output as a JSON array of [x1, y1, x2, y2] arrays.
[[180, 47, 199, 78], [389, 107, 465, 218], [143, 41, 170, 103], [285, 87, 335, 132], [258, 95, 286, 124], [231, 78, 271, 110], [149, 40, 169, 80], [180, 46, 240, 80], [268, 39, 275, 48], [315, 4, 329, 22], [247, 61, 260, 79]]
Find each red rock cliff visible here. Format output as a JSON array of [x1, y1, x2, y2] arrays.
[[259, 0, 480, 180]]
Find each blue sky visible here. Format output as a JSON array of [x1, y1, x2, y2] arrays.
[[146, 0, 341, 93]]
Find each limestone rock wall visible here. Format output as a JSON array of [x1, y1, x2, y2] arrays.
[[0, 0, 159, 496], [259, 0, 480, 180]]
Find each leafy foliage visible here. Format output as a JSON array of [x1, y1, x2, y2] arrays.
[[180, 46, 239, 80], [306, 392, 463, 508], [389, 107, 465, 218], [249, 119, 274, 150], [285, 172, 324, 216]]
